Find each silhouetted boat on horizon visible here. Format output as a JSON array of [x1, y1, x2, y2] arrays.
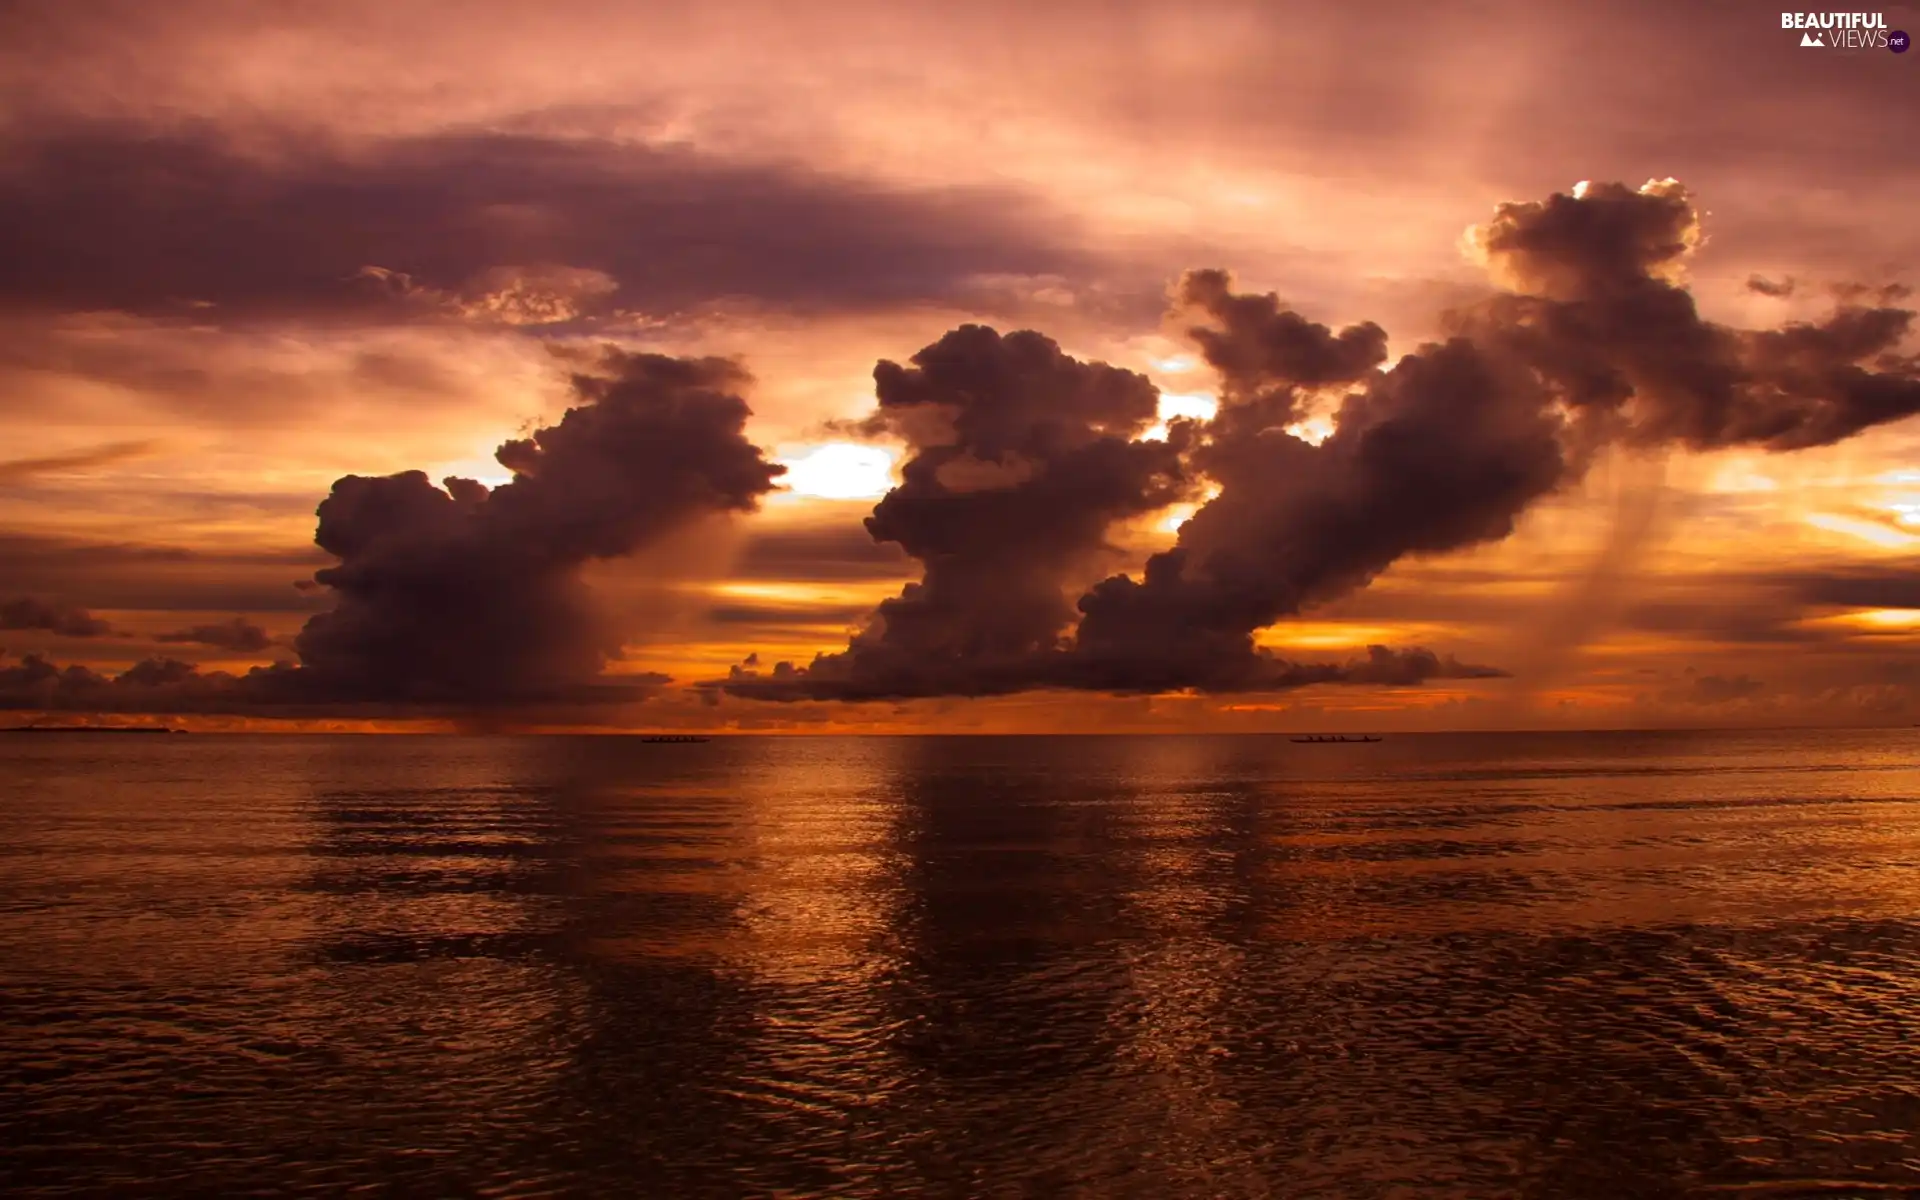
[[1289, 735, 1382, 744], [641, 734, 711, 743]]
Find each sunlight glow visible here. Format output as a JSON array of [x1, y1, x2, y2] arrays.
[[775, 442, 895, 500], [1158, 483, 1221, 533], [1847, 608, 1920, 630], [1255, 621, 1422, 651], [427, 446, 517, 490], [1874, 498, 1920, 526], [1802, 513, 1920, 549], [1143, 390, 1219, 441], [1800, 608, 1920, 639], [1284, 415, 1336, 445], [1159, 391, 1219, 422], [1705, 460, 1779, 493]]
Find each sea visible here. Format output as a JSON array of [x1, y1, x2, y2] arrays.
[[3, 729, 1918, 1197]]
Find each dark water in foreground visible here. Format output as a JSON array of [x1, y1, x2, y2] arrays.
[[4, 730, 1920, 1197]]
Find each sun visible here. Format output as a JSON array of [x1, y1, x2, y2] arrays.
[[774, 442, 897, 500]]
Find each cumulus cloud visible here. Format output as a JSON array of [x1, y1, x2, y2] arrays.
[[282, 350, 784, 703], [726, 324, 1190, 698], [1, 349, 782, 710], [1175, 267, 1388, 404], [731, 179, 1920, 702], [10, 180, 1920, 716], [1465, 180, 1920, 451]]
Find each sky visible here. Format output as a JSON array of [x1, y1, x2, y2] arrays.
[[2, 0, 1918, 732]]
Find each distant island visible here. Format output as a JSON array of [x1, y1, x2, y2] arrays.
[[2, 725, 189, 734]]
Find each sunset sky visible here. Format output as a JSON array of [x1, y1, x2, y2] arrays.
[[2, 0, 1918, 732]]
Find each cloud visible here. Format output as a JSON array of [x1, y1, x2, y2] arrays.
[[10, 180, 1920, 717], [1071, 330, 1564, 692], [155, 616, 273, 653], [0, 439, 157, 482], [1465, 180, 1920, 451], [0, 596, 114, 637], [726, 324, 1191, 698], [1768, 562, 1920, 610], [1175, 267, 1389, 404], [281, 349, 784, 703], [731, 521, 914, 582], [0, 653, 223, 711], [732, 180, 1920, 702], [702, 600, 873, 627], [0, 650, 677, 715], [0, 534, 328, 613], [0, 121, 1093, 324], [0, 350, 783, 711], [1621, 600, 1818, 646]]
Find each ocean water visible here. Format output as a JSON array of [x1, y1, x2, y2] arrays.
[[3, 729, 1919, 1197]]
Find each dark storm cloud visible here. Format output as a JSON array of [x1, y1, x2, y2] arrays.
[[279, 350, 783, 703], [728, 325, 1191, 698], [731, 181, 1920, 702], [0, 597, 114, 637], [1068, 182, 1920, 690], [1176, 267, 1389, 405], [0, 121, 1090, 322], [3, 349, 782, 711], [155, 616, 274, 653], [1070, 334, 1566, 692], [1747, 275, 1795, 299], [1467, 181, 1920, 451]]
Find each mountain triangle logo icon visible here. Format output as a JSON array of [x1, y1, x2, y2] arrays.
[[1800, 30, 1825, 44]]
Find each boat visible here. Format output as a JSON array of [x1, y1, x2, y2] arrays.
[[1289, 734, 1381, 744], [641, 734, 711, 743]]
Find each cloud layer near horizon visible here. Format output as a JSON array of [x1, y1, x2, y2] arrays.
[[5, 179, 1916, 721]]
